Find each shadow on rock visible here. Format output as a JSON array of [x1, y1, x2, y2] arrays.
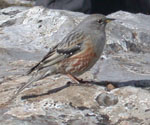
[[21, 81, 72, 100], [21, 79, 150, 100]]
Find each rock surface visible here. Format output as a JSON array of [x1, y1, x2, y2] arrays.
[[0, 6, 150, 125], [0, 0, 34, 9]]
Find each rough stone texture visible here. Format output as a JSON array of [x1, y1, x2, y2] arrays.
[[4, 0, 35, 5], [0, 0, 35, 9], [96, 93, 118, 106], [0, 6, 150, 125]]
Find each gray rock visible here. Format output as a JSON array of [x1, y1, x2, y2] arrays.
[[98, 87, 150, 124], [107, 11, 150, 53], [4, 0, 35, 5], [0, 6, 86, 52], [0, 6, 150, 125], [96, 93, 118, 106], [0, 114, 59, 125], [0, 0, 35, 8]]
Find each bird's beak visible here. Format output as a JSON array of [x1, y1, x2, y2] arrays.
[[105, 18, 115, 23]]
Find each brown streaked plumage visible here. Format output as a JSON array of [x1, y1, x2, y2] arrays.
[[12, 14, 115, 100]]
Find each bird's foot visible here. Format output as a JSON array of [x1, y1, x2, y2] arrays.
[[66, 79, 93, 87], [67, 74, 91, 84]]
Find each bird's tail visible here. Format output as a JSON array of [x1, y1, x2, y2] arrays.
[[10, 68, 55, 102], [16, 74, 43, 97]]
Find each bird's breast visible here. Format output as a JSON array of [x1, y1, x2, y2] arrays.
[[58, 40, 98, 75]]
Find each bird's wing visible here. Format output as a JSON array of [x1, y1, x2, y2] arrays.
[[11, 30, 88, 101], [27, 30, 86, 74]]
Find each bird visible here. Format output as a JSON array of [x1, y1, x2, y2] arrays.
[[12, 14, 115, 100]]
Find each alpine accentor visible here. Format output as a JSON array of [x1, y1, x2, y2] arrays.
[[14, 14, 114, 99]]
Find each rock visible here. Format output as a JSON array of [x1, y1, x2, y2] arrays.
[[0, 6, 86, 52], [106, 11, 150, 53], [0, 0, 35, 9], [4, 0, 35, 5], [0, 114, 58, 125], [98, 87, 150, 124], [0, 6, 150, 125], [96, 93, 118, 106]]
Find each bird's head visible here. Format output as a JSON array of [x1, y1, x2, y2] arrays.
[[80, 14, 115, 30]]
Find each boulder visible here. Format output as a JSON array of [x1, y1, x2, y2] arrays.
[[0, 0, 35, 9]]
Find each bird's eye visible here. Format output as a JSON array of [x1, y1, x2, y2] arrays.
[[98, 19, 103, 24]]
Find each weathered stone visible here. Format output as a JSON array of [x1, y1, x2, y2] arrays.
[[96, 93, 118, 106], [98, 87, 150, 124], [0, 0, 35, 9], [107, 11, 150, 53]]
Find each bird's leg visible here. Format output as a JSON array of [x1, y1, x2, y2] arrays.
[[67, 74, 80, 84], [67, 74, 86, 84]]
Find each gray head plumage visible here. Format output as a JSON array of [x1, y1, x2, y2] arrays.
[[79, 14, 115, 31]]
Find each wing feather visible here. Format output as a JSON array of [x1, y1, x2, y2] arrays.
[[27, 29, 86, 74]]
